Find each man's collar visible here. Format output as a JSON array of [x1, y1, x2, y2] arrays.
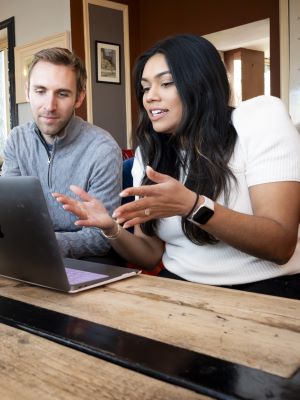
[[33, 115, 82, 145]]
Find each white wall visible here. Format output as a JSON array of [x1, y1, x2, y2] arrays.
[[289, 0, 300, 131], [1, 0, 71, 124]]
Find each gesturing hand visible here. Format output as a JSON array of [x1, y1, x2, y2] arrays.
[[52, 185, 114, 230], [113, 166, 196, 228]]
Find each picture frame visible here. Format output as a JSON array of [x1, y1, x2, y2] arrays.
[[14, 32, 70, 104], [96, 41, 120, 84]]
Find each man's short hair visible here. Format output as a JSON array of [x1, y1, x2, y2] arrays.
[[27, 47, 87, 97]]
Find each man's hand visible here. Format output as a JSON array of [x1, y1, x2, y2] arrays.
[[53, 185, 115, 230]]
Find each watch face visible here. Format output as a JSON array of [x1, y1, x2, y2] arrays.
[[193, 206, 214, 225]]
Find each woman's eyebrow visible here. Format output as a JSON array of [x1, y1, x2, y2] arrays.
[[141, 70, 171, 82]]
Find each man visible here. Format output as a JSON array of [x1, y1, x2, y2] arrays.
[[2, 47, 122, 259]]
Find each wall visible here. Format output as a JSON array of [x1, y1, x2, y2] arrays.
[[1, 0, 71, 124], [71, 0, 280, 142], [70, 0, 140, 144], [138, 0, 280, 98], [70, 0, 140, 136], [289, 0, 300, 130], [224, 48, 265, 105], [1, 0, 283, 130], [89, 4, 127, 148]]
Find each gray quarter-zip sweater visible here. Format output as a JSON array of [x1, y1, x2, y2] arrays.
[[2, 116, 122, 258]]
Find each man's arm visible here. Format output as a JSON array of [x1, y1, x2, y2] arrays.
[[55, 227, 111, 258], [55, 142, 123, 259], [2, 131, 22, 176]]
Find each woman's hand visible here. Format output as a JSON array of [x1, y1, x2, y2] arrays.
[[113, 166, 197, 228], [52, 185, 115, 230]]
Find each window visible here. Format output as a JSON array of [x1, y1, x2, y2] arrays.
[[0, 44, 9, 164]]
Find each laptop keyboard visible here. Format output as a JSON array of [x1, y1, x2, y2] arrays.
[[65, 268, 108, 285]]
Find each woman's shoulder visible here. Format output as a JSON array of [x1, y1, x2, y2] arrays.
[[232, 95, 287, 121], [231, 95, 297, 141], [230, 95, 300, 171]]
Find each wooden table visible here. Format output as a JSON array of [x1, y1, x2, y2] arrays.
[[0, 274, 299, 399]]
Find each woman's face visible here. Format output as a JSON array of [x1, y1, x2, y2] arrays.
[[141, 53, 183, 134]]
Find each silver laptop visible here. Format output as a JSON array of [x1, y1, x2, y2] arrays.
[[0, 176, 141, 293]]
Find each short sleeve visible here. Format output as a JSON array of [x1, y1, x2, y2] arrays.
[[231, 96, 300, 187]]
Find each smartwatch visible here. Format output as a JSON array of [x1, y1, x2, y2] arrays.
[[188, 196, 214, 225]]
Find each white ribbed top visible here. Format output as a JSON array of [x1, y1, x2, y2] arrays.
[[132, 96, 300, 285]]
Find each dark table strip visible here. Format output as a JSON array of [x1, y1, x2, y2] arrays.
[[0, 295, 299, 400]]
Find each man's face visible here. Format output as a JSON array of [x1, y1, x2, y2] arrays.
[[26, 61, 85, 140]]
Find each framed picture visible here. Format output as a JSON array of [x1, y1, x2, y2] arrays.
[[14, 32, 70, 103], [96, 41, 120, 84]]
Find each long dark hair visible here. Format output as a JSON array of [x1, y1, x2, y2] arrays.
[[133, 34, 237, 245]]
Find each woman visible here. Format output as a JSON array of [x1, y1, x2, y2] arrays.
[[53, 34, 300, 297]]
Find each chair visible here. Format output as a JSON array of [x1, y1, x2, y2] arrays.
[[121, 157, 135, 206]]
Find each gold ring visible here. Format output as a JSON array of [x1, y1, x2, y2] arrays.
[[144, 208, 151, 216]]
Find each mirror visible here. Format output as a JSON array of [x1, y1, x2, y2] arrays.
[[0, 17, 18, 163]]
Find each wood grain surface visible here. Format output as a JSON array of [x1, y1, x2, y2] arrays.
[[0, 324, 210, 400], [0, 274, 299, 380]]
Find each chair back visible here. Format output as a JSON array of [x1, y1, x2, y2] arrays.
[[122, 157, 134, 205]]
